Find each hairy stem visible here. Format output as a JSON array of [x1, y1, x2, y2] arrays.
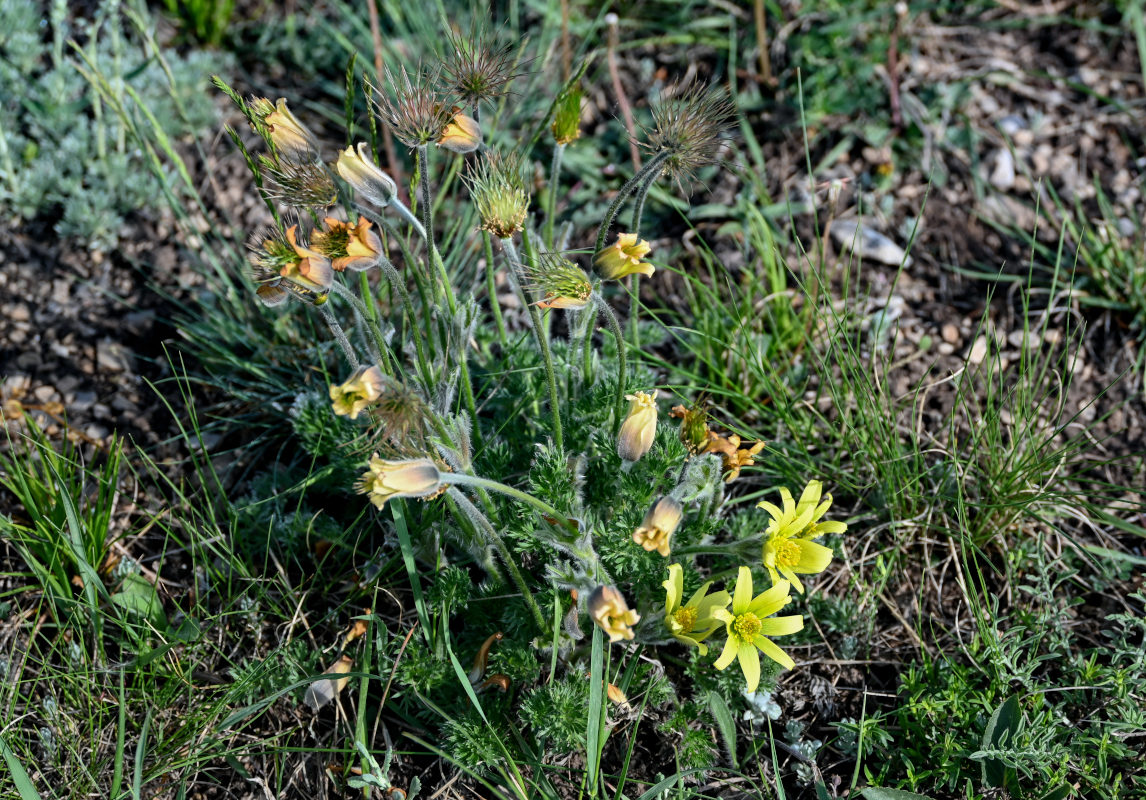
[[545, 143, 565, 250], [595, 295, 627, 437], [593, 149, 670, 256], [483, 231, 508, 348], [318, 303, 359, 370], [439, 473, 578, 533], [330, 280, 386, 368]]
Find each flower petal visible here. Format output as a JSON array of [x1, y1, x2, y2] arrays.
[[757, 501, 783, 520], [758, 614, 804, 637], [737, 641, 762, 693], [664, 564, 684, 614], [749, 580, 791, 617], [795, 540, 834, 574], [685, 579, 713, 610], [812, 520, 848, 536], [755, 636, 795, 670], [714, 634, 739, 670], [695, 590, 732, 622], [780, 566, 805, 595], [732, 566, 753, 613], [798, 480, 822, 511]]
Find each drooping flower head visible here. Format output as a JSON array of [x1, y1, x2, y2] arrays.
[[357, 456, 443, 509], [587, 585, 640, 643], [313, 217, 382, 272], [465, 149, 531, 239], [527, 253, 593, 310], [633, 496, 683, 557], [594, 233, 653, 280], [330, 365, 385, 419], [758, 480, 844, 594], [248, 225, 333, 304], [370, 65, 456, 150], [662, 563, 730, 655], [617, 390, 658, 463], [437, 112, 483, 154], [712, 567, 803, 692], [336, 142, 398, 207], [441, 22, 522, 109], [259, 97, 319, 158], [701, 432, 765, 483], [641, 81, 735, 189]]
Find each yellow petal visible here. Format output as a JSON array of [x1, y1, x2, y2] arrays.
[[780, 566, 805, 595], [663, 564, 684, 614], [749, 580, 791, 617], [755, 636, 795, 670], [714, 634, 739, 670], [758, 614, 804, 637], [795, 540, 834, 574], [813, 520, 848, 536], [732, 566, 753, 614], [737, 641, 761, 693]]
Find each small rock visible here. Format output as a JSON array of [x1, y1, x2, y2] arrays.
[[831, 220, 914, 267], [9, 304, 30, 323], [72, 390, 98, 413], [96, 340, 131, 373], [938, 342, 955, 355], [968, 337, 989, 365], [997, 115, 1026, 137], [33, 385, 57, 403], [1007, 329, 1041, 349], [989, 149, 1015, 191], [84, 424, 109, 442], [941, 323, 960, 344]]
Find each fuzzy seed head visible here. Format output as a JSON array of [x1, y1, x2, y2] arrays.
[[465, 150, 531, 239], [369, 66, 457, 150], [641, 81, 735, 188], [441, 23, 522, 108], [262, 155, 338, 208], [527, 253, 593, 310]]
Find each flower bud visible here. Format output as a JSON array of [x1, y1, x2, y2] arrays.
[[357, 456, 443, 509], [336, 142, 398, 207], [330, 365, 385, 419], [594, 233, 654, 280], [551, 83, 584, 146], [437, 113, 482, 154], [587, 585, 640, 643], [616, 390, 658, 463], [264, 98, 318, 158], [303, 654, 353, 710], [632, 496, 683, 556]]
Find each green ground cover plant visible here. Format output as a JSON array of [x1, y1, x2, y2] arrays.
[[1, 1, 1144, 799]]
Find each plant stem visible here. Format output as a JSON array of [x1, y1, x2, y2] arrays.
[[595, 295, 627, 437], [318, 303, 359, 370], [416, 144, 458, 317], [580, 293, 598, 383], [329, 280, 387, 369], [389, 197, 426, 239], [593, 150, 670, 256], [483, 231, 508, 348], [545, 143, 565, 250], [440, 473, 578, 532], [447, 488, 547, 633], [501, 238, 564, 452], [376, 258, 434, 391]]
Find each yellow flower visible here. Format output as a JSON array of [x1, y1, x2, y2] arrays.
[[315, 217, 383, 272], [758, 480, 844, 594], [594, 233, 654, 280], [280, 225, 333, 292], [662, 563, 730, 655], [633, 496, 683, 556], [357, 456, 443, 509], [335, 143, 398, 207], [264, 98, 318, 157], [437, 113, 483, 154], [712, 567, 803, 692], [587, 585, 640, 643], [617, 390, 658, 463], [330, 365, 385, 419]]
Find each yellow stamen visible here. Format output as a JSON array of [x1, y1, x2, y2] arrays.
[[732, 612, 761, 641]]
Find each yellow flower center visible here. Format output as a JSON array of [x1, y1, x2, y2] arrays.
[[776, 538, 801, 568], [672, 606, 698, 632], [732, 612, 761, 641]]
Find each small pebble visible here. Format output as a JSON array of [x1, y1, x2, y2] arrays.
[[941, 323, 960, 344]]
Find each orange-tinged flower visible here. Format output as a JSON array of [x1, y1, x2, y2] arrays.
[[315, 217, 383, 272], [330, 365, 385, 419], [438, 113, 482, 154], [701, 432, 765, 483], [617, 390, 658, 462], [587, 585, 640, 643], [594, 233, 654, 280], [280, 225, 333, 291], [633, 496, 683, 557]]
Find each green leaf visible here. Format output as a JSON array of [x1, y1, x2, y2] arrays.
[[110, 574, 168, 630], [1037, 786, 1073, 800], [860, 789, 938, 800], [0, 736, 42, 800], [706, 690, 739, 768], [980, 695, 1022, 789]]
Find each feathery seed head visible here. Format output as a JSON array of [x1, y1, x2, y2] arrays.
[[465, 149, 531, 239], [527, 253, 593, 310], [261, 155, 338, 209], [441, 23, 522, 109], [369, 66, 456, 150], [641, 81, 735, 187]]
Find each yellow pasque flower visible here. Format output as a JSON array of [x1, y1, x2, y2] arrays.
[[330, 365, 385, 419], [280, 226, 333, 292], [594, 233, 654, 280], [315, 217, 383, 272], [712, 567, 803, 692], [437, 112, 483, 154], [617, 390, 658, 463], [662, 563, 730, 655], [758, 480, 844, 594], [336, 143, 398, 207], [264, 98, 318, 157], [587, 585, 640, 643], [357, 456, 443, 509], [633, 496, 683, 557]]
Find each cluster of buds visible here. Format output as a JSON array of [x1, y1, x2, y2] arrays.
[[670, 404, 763, 483]]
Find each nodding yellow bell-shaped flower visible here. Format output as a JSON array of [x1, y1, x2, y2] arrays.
[[280, 226, 333, 292], [330, 365, 385, 419], [357, 456, 443, 509], [587, 585, 640, 643], [264, 98, 318, 158], [633, 496, 683, 556], [617, 390, 658, 463], [594, 233, 654, 280], [315, 217, 383, 272], [336, 142, 398, 208], [437, 113, 482, 154]]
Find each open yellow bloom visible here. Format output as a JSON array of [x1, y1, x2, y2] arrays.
[[315, 217, 382, 272], [587, 585, 640, 643], [633, 496, 683, 556], [758, 480, 845, 594], [330, 365, 385, 419], [357, 456, 443, 509], [712, 567, 803, 692], [438, 113, 482, 153], [594, 233, 654, 280], [663, 563, 730, 655], [617, 390, 658, 462], [277, 226, 333, 292]]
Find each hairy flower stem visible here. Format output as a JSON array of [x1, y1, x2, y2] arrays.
[[376, 258, 434, 391], [330, 281, 387, 369], [448, 488, 547, 633], [579, 288, 599, 383], [593, 149, 670, 256], [595, 295, 627, 437], [440, 472, 578, 533], [501, 238, 564, 452], [545, 143, 566, 249], [483, 232, 508, 348], [416, 145, 458, 318], [626, 170, 660, 349], [318, 303, 360, 370]]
